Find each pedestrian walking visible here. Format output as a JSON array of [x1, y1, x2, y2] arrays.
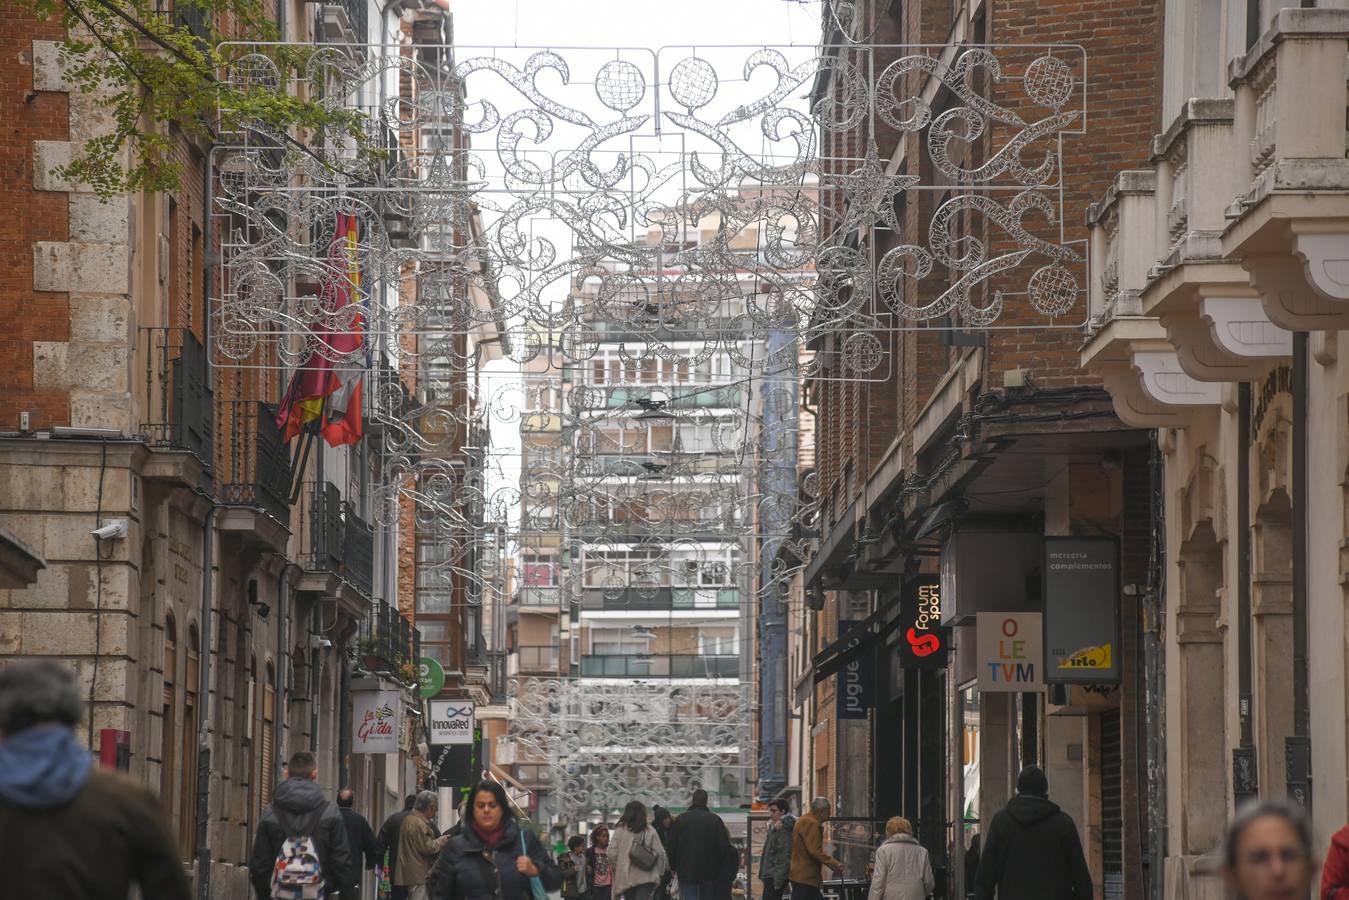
[[0, 660, 192, 900], [248, 749, 354, 899], [398, 791, 448, 900], [1223, 800, 1317, 900], [866, 818, 933, 900], [561, 834, 593, 900], [653, 806, 676, 900], [338, 788, 380, 898], [668, 788, 734, 900], [1324, 816, 1349, 899], [590, 825, 615, 900], [758, 799, 795, 900], [377, 795, 418, 900], [608, 800, 670, 900], [788, 798, 841, 900], [429, 779, 562, 900], [972, 765, 1091, 900]]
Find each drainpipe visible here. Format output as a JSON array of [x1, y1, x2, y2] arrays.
[[311, 602, 321, 753], [1235, 383, 1256, 806], [277, 561, 298, 772], [195, 502, 218, 900], [195, 142, 217, 900], [1289, 333, 1311, 809]]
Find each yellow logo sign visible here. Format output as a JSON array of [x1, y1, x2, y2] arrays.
[[1058, 643, 1112, 670]]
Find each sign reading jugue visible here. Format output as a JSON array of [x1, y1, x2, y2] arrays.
[[428, 700, 476, 745], [1043, 537, 1120, 683], [352, 689, 401, 754]]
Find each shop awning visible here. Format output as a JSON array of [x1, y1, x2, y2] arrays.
[[811, 604, 900, 684]]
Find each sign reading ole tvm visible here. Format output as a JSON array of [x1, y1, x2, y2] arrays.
[[428, 700, 476, 745], [352, 689, 401, 754], [977, 613, 1044, 692]]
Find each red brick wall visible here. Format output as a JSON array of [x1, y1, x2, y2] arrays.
[[0, 10, 70, 430]]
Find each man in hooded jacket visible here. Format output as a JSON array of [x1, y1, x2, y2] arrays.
[[0, 660, 191, 900], [248, 750, 355, 898], [973, 766, 1092, 900]]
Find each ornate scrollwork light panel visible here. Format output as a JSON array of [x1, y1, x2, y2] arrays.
[[213, 42, 1086, 816]]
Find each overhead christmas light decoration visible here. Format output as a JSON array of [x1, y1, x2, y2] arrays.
[[213, 41, 1087, 816]]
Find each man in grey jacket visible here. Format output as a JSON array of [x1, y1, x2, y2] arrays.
[[866, 818, 934, 900], [248, 750, 355, 898], [759, 799, 795, 900]]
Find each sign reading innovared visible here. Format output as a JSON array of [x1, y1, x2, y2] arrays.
[[1044, 537, 1120, 684], [428, 700, 476, 745]]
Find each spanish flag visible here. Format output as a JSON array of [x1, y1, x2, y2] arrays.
[[276, 212, 365, 443]]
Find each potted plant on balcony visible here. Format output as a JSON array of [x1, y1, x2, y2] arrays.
[[355, 636, 382, 672], [397, 659, 418, 689]]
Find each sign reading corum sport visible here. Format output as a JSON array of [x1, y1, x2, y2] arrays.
[[1043, 537, 1120, 683], [977, 612, 1044, 692], [428, 700, 475, 745], [352, 689, 401, 754]]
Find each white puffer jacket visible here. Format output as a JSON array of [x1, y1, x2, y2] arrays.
[[866, 833, 934, 900]]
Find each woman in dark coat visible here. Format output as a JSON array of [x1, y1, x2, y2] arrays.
[[430, 780, 562, 900]]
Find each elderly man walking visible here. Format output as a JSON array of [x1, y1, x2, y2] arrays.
[[398, 790, 448, 900], [789, 798, 842, 900], [0, 660, 191, 899]]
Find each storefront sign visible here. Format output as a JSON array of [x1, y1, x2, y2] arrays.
[[419, 656, 446, 699], [1044, 538, 1120, 684], [977, 613, 1043, 692], [896, 576, 950, 669], [352, 689, 401, 753], [428, 699, 475, 745], [837, 618, 872, 719]]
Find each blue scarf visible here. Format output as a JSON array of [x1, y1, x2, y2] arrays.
[[0, 726, 93, 809]]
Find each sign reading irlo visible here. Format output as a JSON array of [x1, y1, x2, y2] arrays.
[[1043, 537, 1120, 684]]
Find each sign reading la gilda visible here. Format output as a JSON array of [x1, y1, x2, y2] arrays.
[[896, 576, 949, 669], [977, 612, 1044, 692], [428, 700, 476, 745], [352, 689, 401, 754], [1043, 537, 1120, 683]]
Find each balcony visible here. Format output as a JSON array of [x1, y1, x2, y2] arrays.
[[579, 654, 739, 678], [581, 587, 740, 611], [355, 599, 420, 678], [1081, 171, 1221, 428], [1141, 99, 1291, 382], [517, 586, 563, 611], [515, 644, 562, 673], [137, 327, 213, 479], [1224, 8, 1349, 330], [218, 400, 292, 528]]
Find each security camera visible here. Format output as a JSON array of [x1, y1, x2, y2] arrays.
[[311, 636, 332, 649], [91, 520, 128, 541]]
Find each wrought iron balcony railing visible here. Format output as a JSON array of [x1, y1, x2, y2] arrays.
[[218, 400, 291, 526], [580, 588, 740, 611], [138, 327, 213, 465], [296, 480, 376, 599], [517, 586, 563, 609], [356, 599, 419, 674], [579, 654, 739, 678]]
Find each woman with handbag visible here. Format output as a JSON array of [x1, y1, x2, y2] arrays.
[[607, 801, 670, 900], [429, 780, 562, 900]]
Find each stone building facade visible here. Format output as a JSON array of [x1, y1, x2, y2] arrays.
[[1082, 4, 1349, 896]]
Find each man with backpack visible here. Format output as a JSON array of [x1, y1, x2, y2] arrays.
[[249, 750, 355, 898]]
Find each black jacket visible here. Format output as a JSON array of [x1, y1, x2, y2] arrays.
[[248, 777, 355, 899], [429, 817, 563, 900], [378, 808, 413, 875], [340, 806, 380, 874], [973, 794, 1092, 900], [668, 805, 733, 886]]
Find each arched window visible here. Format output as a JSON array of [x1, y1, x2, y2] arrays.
[[161, 613, 177, 814], [180, 624, 200, 857]]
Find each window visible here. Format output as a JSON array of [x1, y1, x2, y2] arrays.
[[161, 614, 177, 816], [588, 627, 651, 656], [260, 662, 276, 815], [180, 625, 200, 856]]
